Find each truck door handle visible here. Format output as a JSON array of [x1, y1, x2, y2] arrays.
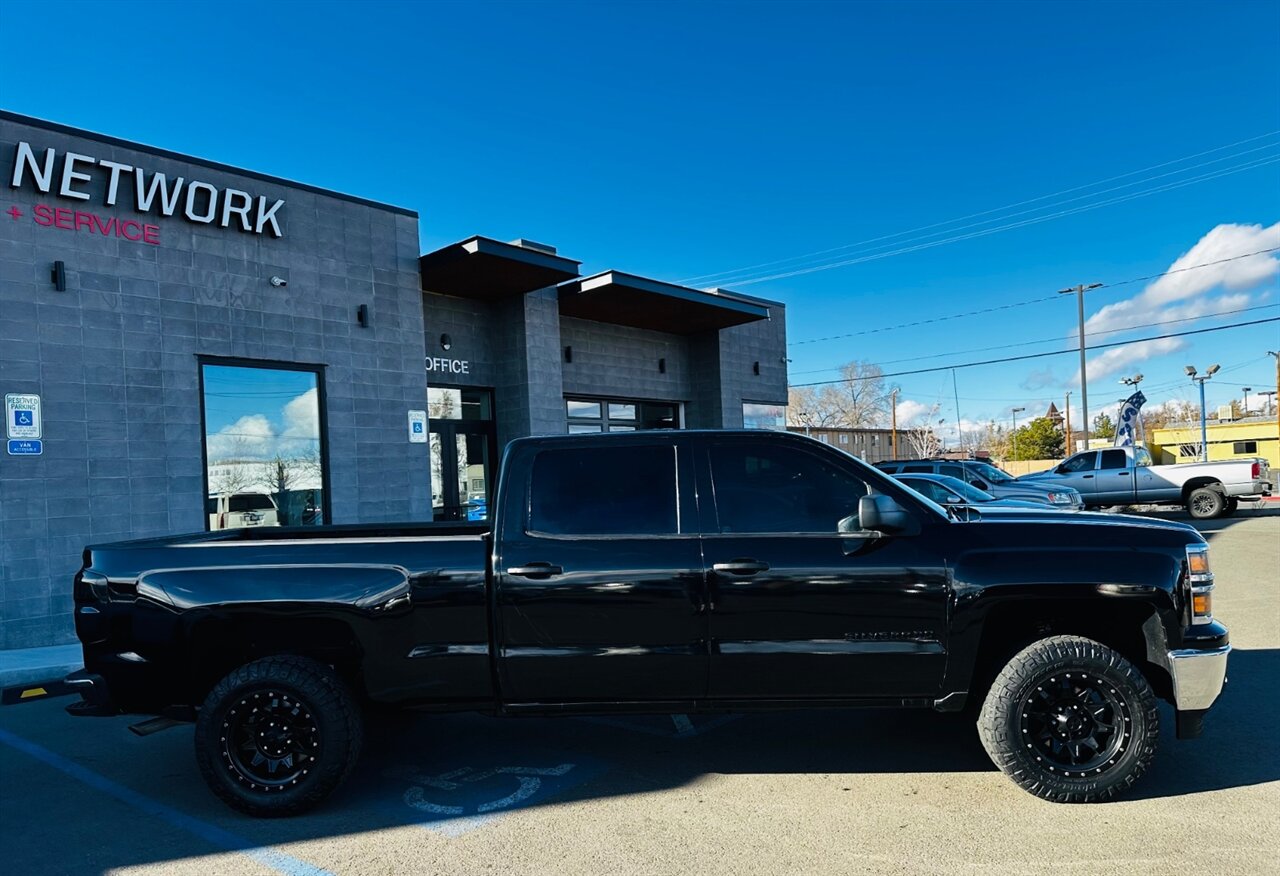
[[712, 560, 770, 576], [1118, 471, 1129, 476], [1082, 474, 1094, 479], [506, 562, 563, 579]]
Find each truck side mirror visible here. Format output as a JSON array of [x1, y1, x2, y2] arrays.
[[857, 494, 918, 535]]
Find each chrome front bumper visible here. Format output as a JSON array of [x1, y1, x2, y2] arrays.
[[1168, 644, 1230, 711]]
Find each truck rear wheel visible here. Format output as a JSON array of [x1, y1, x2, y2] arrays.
[[977, 635, 1158, 803], [1187, 487, 1225, 519], [194, 656, 363, 817]]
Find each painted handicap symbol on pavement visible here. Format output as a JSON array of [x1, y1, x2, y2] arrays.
[[388, 761, 595, 837]]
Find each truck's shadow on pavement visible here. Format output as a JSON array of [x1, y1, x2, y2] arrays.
[[345, 647, 1278, 819], [5, 652, 1274, 874]]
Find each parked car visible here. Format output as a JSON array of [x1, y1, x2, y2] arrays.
[[205, 492, 280, 531], [895, 473, 1057, 510], [1018, 445, 1273, 519], [67, 431, 1227, 815], [875, 458, 1083, 510]]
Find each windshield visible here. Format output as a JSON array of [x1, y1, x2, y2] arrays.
[[927, 475, 996, 503], [969, 462, 1014, 484]]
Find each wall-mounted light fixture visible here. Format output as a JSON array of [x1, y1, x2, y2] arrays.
[[658, 357, 666, 374], [564, 346, 573, 363], [357, 304, 370, 328], [269, 275, 288, 287], [51, 261, 66, 292], [440, 333, 452, 351]]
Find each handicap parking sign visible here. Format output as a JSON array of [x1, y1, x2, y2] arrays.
[[5, 394, 41, 439]]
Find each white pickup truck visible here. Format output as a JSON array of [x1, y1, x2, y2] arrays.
[[1019, 445, 1273, 518]]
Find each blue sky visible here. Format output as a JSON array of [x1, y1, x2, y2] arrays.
[[4, 0, 1278, 440]]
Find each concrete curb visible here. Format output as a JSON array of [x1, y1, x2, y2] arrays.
[[0, 645, 83, 688]]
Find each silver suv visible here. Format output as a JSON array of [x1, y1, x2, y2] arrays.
[[875, 459, 1083, 510]]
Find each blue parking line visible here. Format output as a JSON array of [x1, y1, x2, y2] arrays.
[[0, 727, 333, 876]]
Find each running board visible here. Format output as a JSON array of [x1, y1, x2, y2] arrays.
[[128, 716, 188, 737]]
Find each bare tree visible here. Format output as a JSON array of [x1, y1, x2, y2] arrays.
[[787, 387, 844, 428], [906, 424, 943, 459], [787, 361, 895, 429], [903, 403, 942, 458]]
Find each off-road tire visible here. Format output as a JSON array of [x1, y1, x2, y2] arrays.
[[195, 656, 363, 817], [1187, 487, 1225, 519], [977, 636, 1158, 803]]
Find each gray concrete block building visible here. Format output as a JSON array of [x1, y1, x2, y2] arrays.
[[1, 111, 788, 649]]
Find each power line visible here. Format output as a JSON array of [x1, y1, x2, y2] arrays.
[[789, 317, 1280, 388], [727, 156, 1280, 287], [680, 130, 1280, 286], [790, 303, 1280, 376], [789, 246, 1280, 347]]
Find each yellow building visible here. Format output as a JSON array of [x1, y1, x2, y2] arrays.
[[1150, 417, 1280, 469]]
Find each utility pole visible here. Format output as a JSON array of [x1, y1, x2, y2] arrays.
[[1064, 391, 1072, 455], [1011, 406, 1025, 459], [889, 388, 899, 458], [1059, 282, 1103, 449], [1243, 387, 1251, 417]]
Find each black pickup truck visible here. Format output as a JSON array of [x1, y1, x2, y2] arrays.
[[65, 430, 1230, 815]]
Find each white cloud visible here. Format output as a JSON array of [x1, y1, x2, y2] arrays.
[[895, 399, 937, 426], [1058, 222, 1280, 388], [206, 414, 275, 463], [1083, 222, 1279, 337], [1080, 336, 1189, 383]]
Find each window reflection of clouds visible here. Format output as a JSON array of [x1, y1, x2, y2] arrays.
[[201, 363, 327, 530]]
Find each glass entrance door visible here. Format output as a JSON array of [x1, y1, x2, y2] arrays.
[[428, 388, 496, 522]]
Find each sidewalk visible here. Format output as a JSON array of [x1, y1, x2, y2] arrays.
[[0, 645, 83, 688]]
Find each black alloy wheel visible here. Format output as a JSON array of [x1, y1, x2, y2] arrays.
[[1017, 671, 1129, 778], [978, 635, 1158, 803], [195, 656, 363, 817], [220, 689, 321, 792]]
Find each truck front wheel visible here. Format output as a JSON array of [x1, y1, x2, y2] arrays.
[[977, 635, 1158, 803], [194, 656, 364, 817]]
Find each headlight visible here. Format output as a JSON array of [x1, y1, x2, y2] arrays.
[[1186, 544, 1214, 625], [1048, 492, 1073, 504]]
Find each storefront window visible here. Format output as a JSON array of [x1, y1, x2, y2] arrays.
[[742, 402, 787, 430], [200, 361, 328, 531], [566, 397, 680, 433]]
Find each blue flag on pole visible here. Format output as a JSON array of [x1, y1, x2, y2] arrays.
[[1114, 391, 1146, 447]]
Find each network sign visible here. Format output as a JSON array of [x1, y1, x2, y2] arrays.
[[5, 394, 42, 439]]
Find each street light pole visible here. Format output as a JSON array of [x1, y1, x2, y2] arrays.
[[890, 388, 899, 458], [1064, 390, 1072, 455], [1186, 364, 1221, 462], [1243, 387, 1251, 417], [1060, 282, 1103, 448], [1011, 406, 1025, 459]]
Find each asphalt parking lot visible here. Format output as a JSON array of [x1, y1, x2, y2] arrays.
[[2, 507, 1277, 876]]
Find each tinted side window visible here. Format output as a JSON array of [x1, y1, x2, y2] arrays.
[[939, 464, 965, 479], [710, 442, 870, 533], [902, 464, 934, 473], [529, 445, 678, 535], [1061, 452, 1097, 473], [1099, 449, 1128, 470]]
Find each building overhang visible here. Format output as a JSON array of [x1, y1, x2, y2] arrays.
[[420, 236, 581, 300], [557, 271, 771, 334]]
